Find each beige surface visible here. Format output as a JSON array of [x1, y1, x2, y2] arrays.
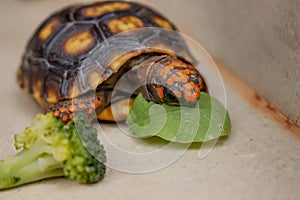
[[0, 1, 300, 199]]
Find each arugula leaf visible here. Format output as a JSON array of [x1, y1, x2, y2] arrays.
[[125, 92, 231, 143]]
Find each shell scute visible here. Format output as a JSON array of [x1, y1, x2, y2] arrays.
[[47, 23, 101, 69], [76, 1, 132, 19]]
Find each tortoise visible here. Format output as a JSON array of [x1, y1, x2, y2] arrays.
[[17, 1, 208, 123]]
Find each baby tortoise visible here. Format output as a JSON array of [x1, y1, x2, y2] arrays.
[[17, 1, 207, 123]]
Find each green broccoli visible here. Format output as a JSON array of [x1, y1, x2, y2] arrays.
[[0, 112, 106, 190]]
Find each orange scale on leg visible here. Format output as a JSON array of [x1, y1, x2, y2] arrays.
[[68, 105, 76, 112], [54, 111, 60, 117], [60, 107, 67, 113], [88, 108, 94, 114], [62, 115, 69, 123]]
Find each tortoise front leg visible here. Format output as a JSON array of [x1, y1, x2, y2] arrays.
[[47, 94, 106, 124]]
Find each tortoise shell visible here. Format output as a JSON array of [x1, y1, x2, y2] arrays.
[[17, 1, 195, 109]]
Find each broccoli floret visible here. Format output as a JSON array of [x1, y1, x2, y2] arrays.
[[0, 112, 106, 190]]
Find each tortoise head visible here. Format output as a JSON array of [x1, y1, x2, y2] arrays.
[[147, 55, 207, 106]]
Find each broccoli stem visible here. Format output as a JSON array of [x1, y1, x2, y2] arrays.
[[0, 137, 64, 189], [0, 157, 64, 189]]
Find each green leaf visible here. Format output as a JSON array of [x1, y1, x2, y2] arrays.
[[125, 92, 231, 143]]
